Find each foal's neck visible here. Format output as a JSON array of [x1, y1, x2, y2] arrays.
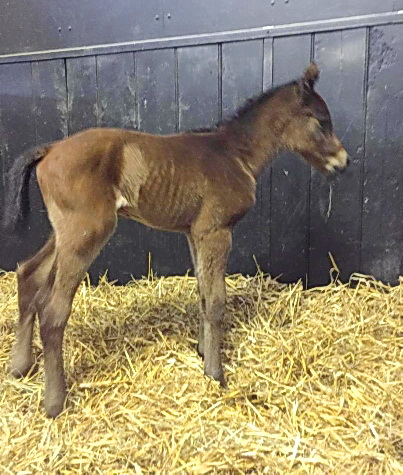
[[220, 83, 297, 178]]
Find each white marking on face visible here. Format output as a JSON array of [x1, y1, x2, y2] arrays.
[[335, 148, 348, 167], [325, 148, 348, 172]]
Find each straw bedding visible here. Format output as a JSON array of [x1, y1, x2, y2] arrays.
[[0, 268, 402, 473]]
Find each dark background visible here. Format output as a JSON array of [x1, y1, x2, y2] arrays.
[[1, 1, 402, 285]]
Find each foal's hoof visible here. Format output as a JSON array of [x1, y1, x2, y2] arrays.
[[197, 343, 204, 359], [204, 368, 227, 388], [10, 357, 36, 379], [44, 391, 67, 418]]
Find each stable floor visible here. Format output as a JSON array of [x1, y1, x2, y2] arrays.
[[0, 271, 402, 473]]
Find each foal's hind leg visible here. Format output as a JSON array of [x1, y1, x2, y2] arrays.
[[38, 213, 116, 418], [10, 235, 56, 377], [187, 234, 206, 357]]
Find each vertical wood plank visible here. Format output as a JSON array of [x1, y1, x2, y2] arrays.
[[136, 48, 191, 276], [271, 35, 312, 283], [309, 29, 366, 286], [137, 49, 177, 135], [177, 45, 219, 131], [32, 59, 68, 142], [362, 24, 403, 283], [221, 39, 264, 274], [97, 53, 136, 129], [66, 56, 97, 134]]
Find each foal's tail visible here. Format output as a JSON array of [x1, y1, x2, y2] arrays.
[[2, 144, 52, 231]]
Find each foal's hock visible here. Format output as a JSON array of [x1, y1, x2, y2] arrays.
[[4, 62, 349, 417]]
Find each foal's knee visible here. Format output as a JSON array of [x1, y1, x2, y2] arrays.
[[205, 298, 225, 326]]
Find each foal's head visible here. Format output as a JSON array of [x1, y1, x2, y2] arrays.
[[282, 63, 349, 175]]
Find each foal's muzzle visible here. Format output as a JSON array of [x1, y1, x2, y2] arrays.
[[325, 148, 349, 175]]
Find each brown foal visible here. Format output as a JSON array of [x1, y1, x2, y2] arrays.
[[4, 63, 348, 417]]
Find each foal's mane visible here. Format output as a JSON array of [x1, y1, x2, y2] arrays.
[[190, 80, 297, 134], [226, 80, 297, 125]]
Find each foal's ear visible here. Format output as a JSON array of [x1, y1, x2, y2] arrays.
[[298, 62, 320, 95]]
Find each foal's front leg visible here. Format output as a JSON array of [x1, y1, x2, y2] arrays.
[[193, 228, 232, 386]]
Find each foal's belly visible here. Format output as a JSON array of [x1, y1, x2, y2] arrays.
[[118, 189, 201, 233]]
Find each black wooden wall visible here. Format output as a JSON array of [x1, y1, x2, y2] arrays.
[[0, 2, 402, 285]]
